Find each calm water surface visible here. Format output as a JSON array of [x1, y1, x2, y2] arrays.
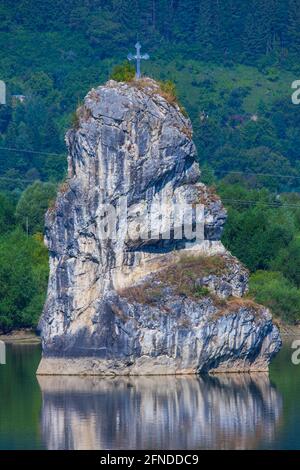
[[0, 340, 299, 450]]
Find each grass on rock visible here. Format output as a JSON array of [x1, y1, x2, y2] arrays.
[[119, 254, 227, 304], [118, 254, 263, 319]]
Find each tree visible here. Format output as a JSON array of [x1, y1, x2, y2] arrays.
[[250, 270, 300, 323], [221, 184, 295, 271], [0, 105, 12, 133], [0, 193, 15, 235], [115, 0, 140, 34], [25, 72, 54, 98], [271, 238, 300, 287], [15, 181, 57, 234], [86, 11, 126, 57], [174, 0, 199, 45], [243, 1, 278, 59], [288, 0, 300, 51], [0, 229, 48, 332]]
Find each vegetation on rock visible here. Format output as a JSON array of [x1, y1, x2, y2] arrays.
[[110, 62, 136, 82], [119, 255, 228, 303]]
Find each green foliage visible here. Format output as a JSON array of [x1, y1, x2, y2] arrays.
[[249, 271, 300, 324], [158, 80, 187, 115], [110, 62, 136, 82], [220, 184, 295, 271], [1, 1, 300, 330], [15, 181, 57, 234], [0, 189, 50, 332], [159, 80, 177, 100], [200, 164, 217, 186], [270, 238, 300, 288], [0, 0, 300, 194], [194, 286, 210, 298], [222, 182, 300, 323], [25, 71, 54, 98], [0, 229, 48, 332], [0, 193, 15, 235]]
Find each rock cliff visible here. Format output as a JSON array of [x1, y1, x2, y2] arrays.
[[37, 78, 281, 375]]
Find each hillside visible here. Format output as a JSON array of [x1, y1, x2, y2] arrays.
[[1, 0, 300, 332], [0, 1, 300, 193]]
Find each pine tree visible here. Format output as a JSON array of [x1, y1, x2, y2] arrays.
[[288, 0, 300, 51], [220, 0, 247, 57], [195, 0, 217, 57], [115, 0, 140, 34], [156, 0, 175, 40], [275, 0, 290, 50], [243, 1, 274, 58], [174, 0, 199, 44]]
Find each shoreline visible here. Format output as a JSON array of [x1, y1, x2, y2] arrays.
[[0, 329, 41, 344]]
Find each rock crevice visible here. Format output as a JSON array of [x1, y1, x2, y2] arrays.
[[37, 78, 281, 375]]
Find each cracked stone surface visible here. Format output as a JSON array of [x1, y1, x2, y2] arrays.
[[37, 79, 281, 375]]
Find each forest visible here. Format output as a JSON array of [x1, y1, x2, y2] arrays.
[[1, 0, 300, 330]]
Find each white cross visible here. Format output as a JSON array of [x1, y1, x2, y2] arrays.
[[127, 42, 150, 80]]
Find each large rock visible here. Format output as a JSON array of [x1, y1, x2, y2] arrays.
[[37, 78, 281, 375]]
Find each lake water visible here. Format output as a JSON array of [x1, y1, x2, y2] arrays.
[[0, 340, 300, 450]]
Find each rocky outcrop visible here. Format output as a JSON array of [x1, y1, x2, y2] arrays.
[[37, 78, 281, 375]]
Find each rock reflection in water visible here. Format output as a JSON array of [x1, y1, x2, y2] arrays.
[[37, 373, 282, 450]]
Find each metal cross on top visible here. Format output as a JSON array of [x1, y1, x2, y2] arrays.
[[127, 42, 150, 80]]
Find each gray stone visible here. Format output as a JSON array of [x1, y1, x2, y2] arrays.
[[37, 79, 281, 376]]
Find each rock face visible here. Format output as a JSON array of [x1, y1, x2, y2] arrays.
[[37, 78, 281, 375]]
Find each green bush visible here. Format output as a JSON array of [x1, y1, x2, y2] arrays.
[[249, 271, 300, 324], [15, 181, 57, 235], [110, 62, 135, 82], [0, 230, 49, 332], [270, 238, 300, 288], [159, 80, 177, 100], [0, 193, 15, 235], [194, 286, 210, 298], [158, 80, 187, 115], [220, 184, 295, 271]]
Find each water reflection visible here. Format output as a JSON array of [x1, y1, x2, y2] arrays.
[[37, 373, 282, 450]]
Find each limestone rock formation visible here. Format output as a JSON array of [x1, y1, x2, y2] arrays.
[[37, 78, 281, 375]]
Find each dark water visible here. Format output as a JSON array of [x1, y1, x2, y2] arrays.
[[0, 340, 300, 450]]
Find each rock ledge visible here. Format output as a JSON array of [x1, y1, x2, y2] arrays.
[[37, 79, 281, 375]]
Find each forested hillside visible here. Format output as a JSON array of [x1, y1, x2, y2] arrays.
[[1, 0, 300, 193], [1, 0, 300, 331]]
